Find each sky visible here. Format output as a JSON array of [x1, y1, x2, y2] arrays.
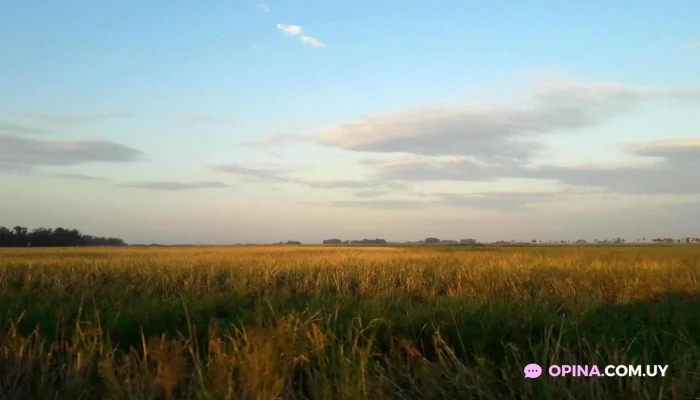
[[1, 0, 699, 244]]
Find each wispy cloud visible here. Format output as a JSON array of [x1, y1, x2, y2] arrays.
[[0, 122, 45, 135], [354, 189, 388, 198], [276, 24, 326, 49], [332, 199, 428, 210], [118, 181, 231, 191], [363, 137, 700, 196], [240, 132, 309, 147], [0, 164, 104, 181], [51, 172, 104, 181], [316, 81, 700, 158], [213, 164, 289, 181], [176, 112, 236, 125], [21, 111, 133, 126], [301, 35, 326, 49], [332, 188, 606, 212], [523, 138, 700, 195], [256, 3, 270, 12], [0, 134, 146, 168], [212, 163, 408, 191], [277, 24, 302, 36]]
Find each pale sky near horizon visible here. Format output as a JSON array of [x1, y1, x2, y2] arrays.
[[1, 0, 699, 244]]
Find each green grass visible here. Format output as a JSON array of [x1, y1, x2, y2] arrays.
[[0, 245, 699, 399]]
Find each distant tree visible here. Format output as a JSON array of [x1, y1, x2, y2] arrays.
[[326, 238, 386, 245], [12, 226, 28, 247], [0, 226, 125, 247], [0, 227, 14, 247], [424, 237, 441, 244]]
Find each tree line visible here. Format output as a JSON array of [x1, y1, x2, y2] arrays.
[[650, 237, 700, 244], [0, 226, 126, 247], [322, 238, 479, 245], [323, 238, 388, 245]]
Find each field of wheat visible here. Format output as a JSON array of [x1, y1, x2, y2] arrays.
[[0, 245, 699, 399]]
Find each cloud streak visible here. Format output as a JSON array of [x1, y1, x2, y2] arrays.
[[523, 139, 700, 195], [316, 81, 700, 158], [366, 137, 700, 195], [21, 111, 133, 126], [301, 35, 326, 49], [0, 165, 104, 181], [332, 199, 428, 210], [0, 122, 45, 135], [176, 112, 236, 125], [277, 24, 302, 36], [51, 172, 104, 181], [118, 181, 231, 191], [212, 163, 409, 191], [276, 24, 326, 49], [332, 188, 606, 212], [303, 80, 700, 198], [240, 132, 310, 147], [0, 134, 146, 168]]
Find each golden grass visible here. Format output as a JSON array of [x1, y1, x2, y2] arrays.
[[0, 245, 699, 399]]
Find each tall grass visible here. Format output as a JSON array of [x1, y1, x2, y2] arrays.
[[0, 245, 699, 399]]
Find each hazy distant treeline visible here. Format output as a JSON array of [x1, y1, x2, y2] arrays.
[[0, 226, 126, 247]]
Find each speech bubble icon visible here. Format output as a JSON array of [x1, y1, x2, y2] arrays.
[[524, 363, 543, 379]]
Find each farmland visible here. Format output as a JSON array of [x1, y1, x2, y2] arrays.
[[0, 245, 699, 399]]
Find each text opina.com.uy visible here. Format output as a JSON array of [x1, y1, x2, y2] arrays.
[[523, 364, 669, 378]]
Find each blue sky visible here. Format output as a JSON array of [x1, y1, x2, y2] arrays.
[[1, 0, 699, 244]]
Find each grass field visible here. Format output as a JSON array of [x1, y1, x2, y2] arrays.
[[0, 245, 699, 399]]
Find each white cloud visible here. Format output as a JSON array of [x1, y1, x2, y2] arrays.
[[0, 133, 145, 181], [0, 134, 146, 167], [365, 137, 700, 195], [212, 163, 409, 191], [301, 35, 326, 48], [316, 81, 700, 158], [175, 112, 236, 125], [295, 79, 700, 200], [119, 181, 231, 191], [256, 3, 270, 12], [21, 111, 133, 126], [277, 24, 302, 36], [524, 139, 700, 195], [276, 24, 326, 49], [0, 122, 45, 135], [240, 132, 309, 147]]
